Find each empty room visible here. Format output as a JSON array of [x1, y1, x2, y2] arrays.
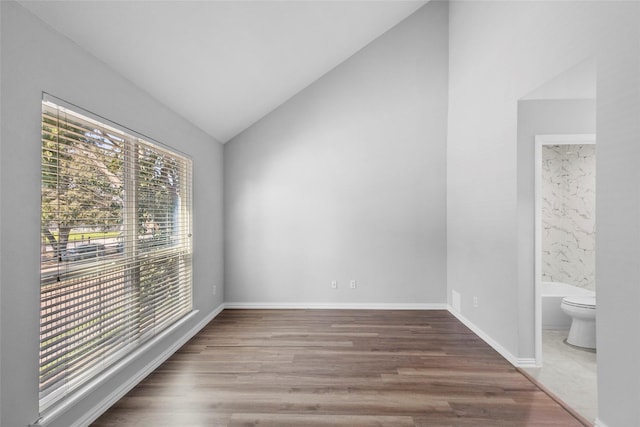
[[1, 1, 639, 426]]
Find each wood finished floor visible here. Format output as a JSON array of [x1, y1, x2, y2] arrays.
[[92, 309, 587, 427]]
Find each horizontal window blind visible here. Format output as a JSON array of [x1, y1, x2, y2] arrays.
[[40, 98, 193, 410]]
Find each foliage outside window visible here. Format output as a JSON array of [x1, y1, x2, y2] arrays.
[[40, 96, 193, 410]]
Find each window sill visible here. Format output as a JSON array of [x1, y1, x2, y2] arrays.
[[32, 309, 201, 427]]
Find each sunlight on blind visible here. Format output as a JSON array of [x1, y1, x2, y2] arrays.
[[40, 97, 193, 411]]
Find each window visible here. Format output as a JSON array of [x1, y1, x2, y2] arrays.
[[39, 96, 193, 410]]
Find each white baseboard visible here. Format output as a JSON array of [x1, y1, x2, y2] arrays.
[[516, 358, 540, 368], [446, 305, 523, 368], [224, 302, 448, 310], [44, 303, 225, 427], [594, 418, 608, 427]]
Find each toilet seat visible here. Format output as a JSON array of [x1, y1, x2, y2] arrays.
[[562, 296, 596, 309]]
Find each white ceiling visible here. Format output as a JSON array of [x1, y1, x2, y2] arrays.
[[20, 0, 428, 143]]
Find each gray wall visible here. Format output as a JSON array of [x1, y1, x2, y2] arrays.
[[0, 2, 224, 426], [224, 2, 449, 306], [516, 99, 596, 359], [447, 0, 603, 358], [448, 1, 639, 425], [596, 10, 640, 425]]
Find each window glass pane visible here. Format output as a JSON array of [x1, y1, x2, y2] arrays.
[[40, 98, 192, 411]]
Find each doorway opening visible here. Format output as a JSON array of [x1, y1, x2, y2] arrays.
[[531, 134, 597, 422]]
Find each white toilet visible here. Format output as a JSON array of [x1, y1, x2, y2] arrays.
[[560, 295, 596, 350]]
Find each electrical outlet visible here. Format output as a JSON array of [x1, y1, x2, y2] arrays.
[[331, 280, 337, 289], [350, 280, 357, 289], [473, 296, 479, 308], [213, 285, 217, 295]]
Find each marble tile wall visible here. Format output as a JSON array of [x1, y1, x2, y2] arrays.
[[541, 144, 596, 291]]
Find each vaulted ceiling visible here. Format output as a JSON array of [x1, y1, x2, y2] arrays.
[[21, 1, 428, 142]]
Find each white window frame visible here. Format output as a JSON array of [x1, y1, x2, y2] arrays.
[[39, 94, 193, 413]]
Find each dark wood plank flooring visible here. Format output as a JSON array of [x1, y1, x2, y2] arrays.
[[92, 309, 587, 426]]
